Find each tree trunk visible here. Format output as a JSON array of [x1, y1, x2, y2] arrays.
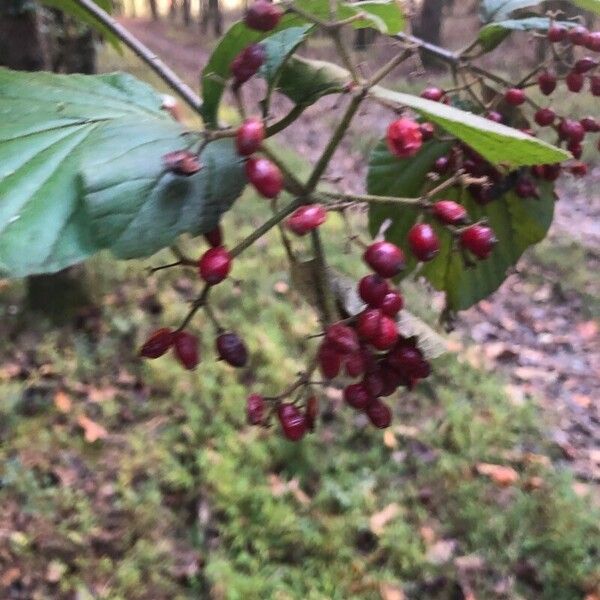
[[169, 0, 178, 20], [182, 0, 191, 26], [201, 0, 221, 36], [148, 0, 159, 20], [412, 0, 446, 70], [0, 6, 50, 70]]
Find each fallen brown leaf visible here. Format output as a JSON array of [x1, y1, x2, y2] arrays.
[[426, 539, 457, 565], [383, 430, 397, 448], [77, 415, 108, 443], [476, 463, 519, 487], [1, 567, 21, 587], [370, 503, 401, 536], [379, 582, 405, 600], [53, 391, 72, 414]]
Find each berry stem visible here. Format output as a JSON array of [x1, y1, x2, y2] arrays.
[[266, 104, 307, 137], [310, 228, 338, 325], [319, 190, 426, 207], [178, 285, 211, 331]]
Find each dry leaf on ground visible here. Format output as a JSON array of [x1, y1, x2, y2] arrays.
[[475, 463, 519, 486]]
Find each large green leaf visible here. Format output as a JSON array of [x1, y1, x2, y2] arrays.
[[479, 0, 543, 22], [367, 141, 555, 311], [369, 86, 569, 167], [572, 0, 600, 14]]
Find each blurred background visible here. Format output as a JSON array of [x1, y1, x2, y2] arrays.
[[0, 1, 599, 598]]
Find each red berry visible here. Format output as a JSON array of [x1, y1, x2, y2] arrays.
[[420, 87, 445, 101], [305, 396, 318, 431], [569, 25, 590, 47], [566, 71, 584, 93], [230, 43, 266, 86], [432, 200, 467, 225], [236, 117, 265, 156], [538, 71, 557, 96], [204, 225, 223, 247], [245, 156, 283, 198], [591, 76, 600, 96], [325, 323, 360, 355], [567, 140, 583, 160], [387, 345, 422, 377], [277, 403, 307, 441], [580, 117, 600, 132], [216, 332, 248, 367], [541, 163, 561, 181], [380, 291, 404, 317], [356, 308, 383, 341], [285, 204, 327, 236], [318, 343, 342, 379], [559, 119, 585, 143], [408, 223, 440, 262], [586, 31, 600, 52], [174, 331, 200, 370], [504, 88, 526, 106], [386, 118, 423, 158], [366, 399, 392, 428], [163, 150, 201, 176], [548, 25, 567, 43], [345, 352, 367, 377], [344, 383, 372, 410], [570, 162, 588, 177], [358, 274, 389, 307], [247, 393, 265, 425], [371, 316, 399, 351], [198, 246, 232, 285], [380, 365, 403, 396], [245, 0, 282, 31], [140, 328, 175, 359], [486, 111, 503, 123], [574, 57, 597, 74], [460, 224, 497, 260], [364, 241, 405, 278], [534, 107, 556, 127], [419, 122, 435, 141], [515, 178, 539, 199], [363, 370, 384, 398]]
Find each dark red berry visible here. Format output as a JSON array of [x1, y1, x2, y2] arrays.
[[567, 140, 583, 159], [419, 122, 435, 141], [486, 111, 503, 123], [380, 290, 404, 317], [504, 88, 526, 106], [363, 370, 384, 398], [204, 225, 223, 247], [566, 71, 584, 93], [574, 57, 597, 74], [460, 224, 497, 260], [285, 204, 327, 236], [277, 403, 307, 441], [245, 156, 283, 198], [433, 155, 451, 174], [538, 71, 557, 96], [534, 107, 556, 127], [541, 163, 561, 181], [366, 399, 392, 428], [364, 241, 405, 278], [216, 332, 248, 367], [387, 345, 422, 376], [305, 396, 318, 431], [559, 119, 585, 143], [174, 331, 200, 370], [570, 161, 588, 177], [548, 24, 567, 43], [420, 87, 445, 101], [236, 117, 265, 156], [515, 178, 539, 199], [591, 75, 600, 96], [569, 25, 590, 47], [198, 246, 232, 284], [586, 31, 600, 52], [163, 150, 201, 176], [230, 43, 266, 86], [356, 308, 383, 341], [247, 393, 265, 425], [358, 274, 389, 307], [325, 323, 360, 355], [432, 200, 467, 225], [344, 383, 372, 410], [386, 118, 423, 158], [380, 365, 402, 396], [140, 328, 175, 359], [345, 352, 366, 377], [245, 0, 282, 31], [408, 223, 440, 262], [371, 316, 399, 351], [318, 342, 342, 379], [580, 116, 600, 132]]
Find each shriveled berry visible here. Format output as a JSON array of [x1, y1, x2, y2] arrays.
[[460, 224, 497, 260], [344, 383, 372, 410], [432, 200, 467, 225], [277, 403, 307, 441], [305, 396, 319, 431], [366, 399, 392, 428], [356, 308, 382, 341], [386, 118, 423, 158], [163, 150, 201, 176], [245, 0, 282, 31], [586, 31, 600, 52], [216, 332, 248, 367], [247, 393, 265, 425], [570, 162, 588, 177], [534, 107, 555, 127], [420, 87, 444, 101], [345, 352, 366, 377], [574, 57, 597, 73], [230, 43, 266, 86], [198, 246, 232, 284], [236, 117, 265, 156], [174, 331, 199, 370], [515, 178, 539, 199], [566, 71, 584, 93], [419, 122, 435, 141], [204, 225, 223, 247], [286, 204, 327, 236], [569, 25, 590, 47], [380, 290, 404, 317], [433, 155, 451, 174], [325, 323, 359, 354], [318, 342, 342, 379], [538, 70, 557, 96], [548, 24, 567, 43], [140, 328, 175, 359], [364, 241, 405, 278], [408, 223, 440, 262], [358, 274, 388, 306], [504, 88, 526, 106], [591, 75, 600, 96], [245, 156, 283, 198], [580, 116, 600, 132], [371, 316, 399, 351]]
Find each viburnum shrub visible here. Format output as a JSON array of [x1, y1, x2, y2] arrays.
[[1, 0, 599, 442]]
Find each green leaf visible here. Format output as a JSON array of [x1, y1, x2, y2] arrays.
[[478, 17, 577, 51], [572, 0, 600, 14], [369, 86, 569, 167], [479, 0, 544, 22], [81, 137, 245, 259], [39, 0, 121, 51]]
